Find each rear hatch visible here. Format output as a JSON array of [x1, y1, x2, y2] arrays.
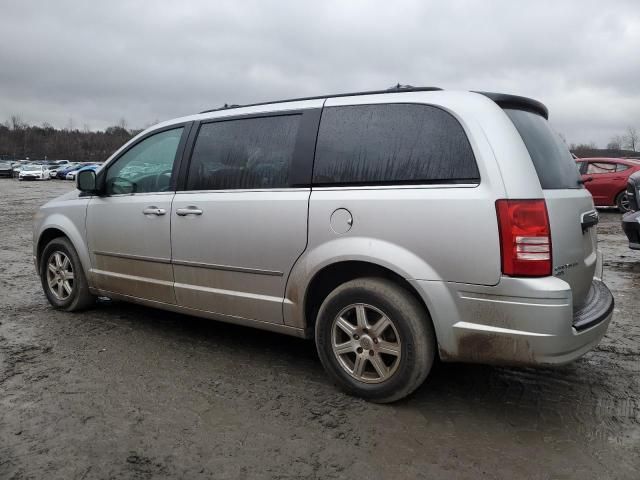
[[505, 108, 597, 309]]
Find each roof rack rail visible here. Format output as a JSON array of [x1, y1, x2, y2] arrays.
[[200, 85, 443, 114]]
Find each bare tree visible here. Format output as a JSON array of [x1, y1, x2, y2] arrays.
[[607, 135, 624, 150], [10, 114, 25, 130], [117, 118, 128, 133], [623, 126, 639, 151]]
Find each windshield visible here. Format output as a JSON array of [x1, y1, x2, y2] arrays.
[[23, 165, 42, 171], [505, 109, 582, 189]]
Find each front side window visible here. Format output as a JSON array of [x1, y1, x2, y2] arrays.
[[312, 104, 479, 185], [105, 127, 184, 195], [186, 115, 301, 191]]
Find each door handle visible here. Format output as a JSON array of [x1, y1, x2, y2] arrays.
[[176, 206, 203, 216], [143, 206, 166, 216]]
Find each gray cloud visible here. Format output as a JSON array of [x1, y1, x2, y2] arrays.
[[0, 0, 638, 146]]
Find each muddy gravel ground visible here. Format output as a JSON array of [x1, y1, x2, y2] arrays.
[[0, 179, 639, 479]]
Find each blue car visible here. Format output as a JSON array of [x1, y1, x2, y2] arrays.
[[56, 164, 81, 179], [66, 164, 101, 181]]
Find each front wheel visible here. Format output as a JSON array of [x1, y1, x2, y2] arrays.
[[315, 277, 436, 403], [40, 237, 95, 311]]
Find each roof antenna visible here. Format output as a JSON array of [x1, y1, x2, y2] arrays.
[[388, 83, 414, 91]]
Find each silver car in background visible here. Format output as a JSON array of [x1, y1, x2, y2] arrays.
[[32, 87, 614, 402]]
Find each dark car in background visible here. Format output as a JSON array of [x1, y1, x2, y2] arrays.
[[0, 161, 13, 177], [622, 170, 640, 249], [576, 157, 640, 211]]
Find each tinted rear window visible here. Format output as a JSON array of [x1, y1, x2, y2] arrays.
[[313, 104, 479, 185], [505, 109, 581, 189]]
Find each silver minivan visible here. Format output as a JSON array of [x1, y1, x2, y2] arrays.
[[33, 87, 614, 402]]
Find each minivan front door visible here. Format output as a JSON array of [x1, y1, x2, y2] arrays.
[[87, 126, 187, 303], [171, 112, 314, 324]]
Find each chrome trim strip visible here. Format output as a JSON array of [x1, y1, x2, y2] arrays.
[[90, 269, 174, 287], [176, 187, 310, 194], [93, 250, 171, 264], [94, 250, 284, 276], [100, 191, 175, 198], [173, 282, 288, 304], [172, 259, 283, 276], [453, 321, 553, 337], [311, 183, 479, 191]]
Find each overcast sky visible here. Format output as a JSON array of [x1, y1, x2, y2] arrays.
[[1, 0, 638, 147]]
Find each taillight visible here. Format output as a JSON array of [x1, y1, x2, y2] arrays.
[[496, 199, 552, 277]]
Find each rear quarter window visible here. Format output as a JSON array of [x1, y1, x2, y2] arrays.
[[505, 109, 581, 189], [312, 104, 479, 186]]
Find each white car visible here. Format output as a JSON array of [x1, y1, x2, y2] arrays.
[[18, 164, 50, 181], [65, 169, 80, 180]]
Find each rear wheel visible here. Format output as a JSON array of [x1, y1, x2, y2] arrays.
[[40, 237, 95, 311], [315, 277, 435, 403], [616, 190, 630, 212]]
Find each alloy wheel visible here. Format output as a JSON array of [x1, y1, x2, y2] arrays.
[[46, 251, 75, 300], [620, 192, 630, 212], [331, 303, 402, 384]]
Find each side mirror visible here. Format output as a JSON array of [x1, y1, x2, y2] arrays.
[[77, 169, 98, 193]]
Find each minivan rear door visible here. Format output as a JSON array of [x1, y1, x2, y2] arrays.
[[505, 109, 597, 309], [170, 107, 321, 324]]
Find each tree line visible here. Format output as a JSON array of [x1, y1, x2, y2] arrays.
[[0, 115, 140, 162], [1, 114, 637, 162], [569, 126, 639, 153]]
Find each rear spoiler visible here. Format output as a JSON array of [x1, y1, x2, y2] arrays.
[[475, 91, 549, 120]]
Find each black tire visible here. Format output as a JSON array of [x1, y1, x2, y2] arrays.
[[616, 191, 630, 212], [40, 237, 95, 311], [315, 277, 436, 403]]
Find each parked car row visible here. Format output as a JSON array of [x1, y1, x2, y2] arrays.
[[0, 160, 102, 181]]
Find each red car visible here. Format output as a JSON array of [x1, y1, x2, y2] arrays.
[[576, 157, 640, 211]]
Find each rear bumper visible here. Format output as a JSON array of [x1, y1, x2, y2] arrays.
[[622, 210, 640, 250], [412, 264, 613, 367]]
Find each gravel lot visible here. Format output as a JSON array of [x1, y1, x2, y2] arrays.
[[1, 179, 639, 479]]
